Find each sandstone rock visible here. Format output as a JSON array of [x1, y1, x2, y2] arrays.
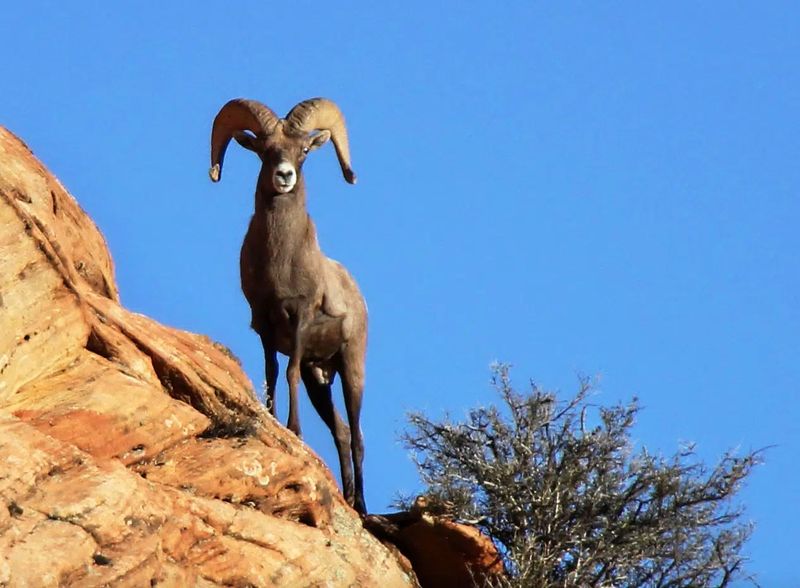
[[365, 503, 505, 588], [0, 127, 417, 587], [0, 126, 502, 588]]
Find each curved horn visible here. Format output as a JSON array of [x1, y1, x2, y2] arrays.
[[209, 99, 279, 182], [284, 98, 357, 184]]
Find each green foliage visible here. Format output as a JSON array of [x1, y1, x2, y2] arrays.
[[398, 364, 762, 587]]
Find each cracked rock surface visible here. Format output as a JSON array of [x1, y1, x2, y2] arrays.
[[0, 127, 417, 587]]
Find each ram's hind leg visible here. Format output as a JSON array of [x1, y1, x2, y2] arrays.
[[339, 346, 366, 514], [301, 365, 355, 502]]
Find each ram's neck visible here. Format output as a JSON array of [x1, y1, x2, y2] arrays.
[[252, 173, 317, 257]]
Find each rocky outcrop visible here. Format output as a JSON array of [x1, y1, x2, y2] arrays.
[[365, 497, 504, 588], [0, 127, 417, 587], [0, 127, 506, 588]]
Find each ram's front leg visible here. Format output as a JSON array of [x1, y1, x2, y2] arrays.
[[259, 336, 279, 417], [285, 305, 312, 438]]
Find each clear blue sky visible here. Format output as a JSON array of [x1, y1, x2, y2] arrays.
[[3, 3, 797, 584]]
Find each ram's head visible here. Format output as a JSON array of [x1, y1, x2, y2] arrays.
[[209, 98, 357, 194]]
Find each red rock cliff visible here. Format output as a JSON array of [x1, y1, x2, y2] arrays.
[[0, 127, 418, 587]]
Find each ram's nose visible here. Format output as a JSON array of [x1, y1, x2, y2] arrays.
[[273, 161, 298, 193]]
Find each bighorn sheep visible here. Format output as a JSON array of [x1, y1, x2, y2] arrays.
[[209, 98, 368, 514]]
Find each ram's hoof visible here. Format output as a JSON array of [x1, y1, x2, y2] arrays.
[[209, 164, 221, 182]]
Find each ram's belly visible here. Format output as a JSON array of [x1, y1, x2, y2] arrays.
[[267, 311, 345, 361]]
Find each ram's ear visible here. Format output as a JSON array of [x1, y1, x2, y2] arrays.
[[308, 130, 331, 152], [233, 131, 261, 153]]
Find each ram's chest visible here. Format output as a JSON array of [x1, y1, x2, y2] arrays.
[[241, 262, 321, 305]]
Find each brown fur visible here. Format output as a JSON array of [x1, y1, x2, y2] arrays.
[[220, 122, 368, 515]]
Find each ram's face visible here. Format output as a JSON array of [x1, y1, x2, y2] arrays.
[[234, 130, 331, 195], [262, 137, 307, 194]]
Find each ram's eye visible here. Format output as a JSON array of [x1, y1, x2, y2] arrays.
[[302, 147, 310, 154]]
